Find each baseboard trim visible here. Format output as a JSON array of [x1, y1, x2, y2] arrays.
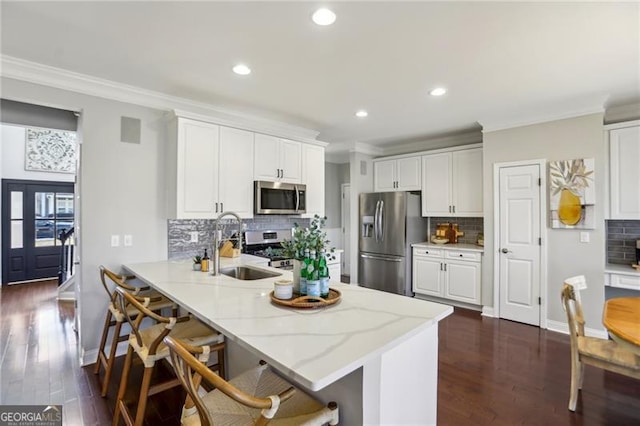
[[80, 344, 129, 367], [56, 291, 75, 301], [481, 306, 495, 317], [546, 319, 609, 339]]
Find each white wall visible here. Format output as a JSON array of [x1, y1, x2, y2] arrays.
[[1, 124, 75, 182], [349, 152, 374, 282], [482, 113, 606, 328], [324, 162, 351, 250], [1, 77, 169, 363]]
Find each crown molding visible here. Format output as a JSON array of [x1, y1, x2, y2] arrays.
[[1, 55, 321, 143], [479, 104, 605, 133], [349, 142, 384, 156], [381, 130, 482, 156]]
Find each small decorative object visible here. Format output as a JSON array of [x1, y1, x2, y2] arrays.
[[477, 233, 484, 247], [273, 279, 293, 300], [192, 255, 202, 271], [430, 236, 449, 245], [25, 128, 77, 173], [549, 158, 595, 229], [201, 249, 210, 272], [270, 288, 342, 309], [281, 215, 335, 293]]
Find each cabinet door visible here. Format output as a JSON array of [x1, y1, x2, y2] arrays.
[[280, 139, 303, 183], [219, 126, 254, 218], [610, 126, 640, 219], [302, 144, 325, 217], [397, 157, 422, 191], [412, 255, 443, 296], [421, 153, 452, 216], [176, 119, 219, 218], [328, 263, 341, 282], [452, 149, 483, 216], [374, 159, 397, 192], [444, 260, 481, 304], [254, 133, 280, 181]]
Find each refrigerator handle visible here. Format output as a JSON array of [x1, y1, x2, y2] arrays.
[[374, 200, 381, 242], [360, 253, 403, 262], [378, 200, 385, 242]]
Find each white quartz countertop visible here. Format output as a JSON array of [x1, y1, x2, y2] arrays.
[[605, 263, 640, 277], [124, 257, 452, 391], [412, 242, 485, 252]]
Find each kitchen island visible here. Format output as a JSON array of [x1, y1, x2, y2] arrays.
[[124, 257, 452, 425]]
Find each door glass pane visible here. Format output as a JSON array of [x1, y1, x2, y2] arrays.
[[10, 191, 23, 219], [35, 219, 55, 247], [11, 220, 23, 249], [55, 193, 74, 216], [35, 192, 55, 219]]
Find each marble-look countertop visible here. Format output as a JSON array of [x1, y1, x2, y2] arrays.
[[123, 257, 452, 391], [606, 263, 640, 277], [412, 242, 485, 252]]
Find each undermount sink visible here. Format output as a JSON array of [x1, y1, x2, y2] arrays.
[[220, 265, 281, 281]]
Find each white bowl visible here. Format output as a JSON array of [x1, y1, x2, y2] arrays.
[[431, 237, 449, 245]]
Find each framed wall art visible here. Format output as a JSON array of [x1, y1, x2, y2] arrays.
[[549, 158, 595, 229], [25, 128, 77, 174]]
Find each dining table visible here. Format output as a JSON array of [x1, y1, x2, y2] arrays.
[[603, 297, 640, 355]]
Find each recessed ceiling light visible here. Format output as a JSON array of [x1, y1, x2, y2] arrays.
[[429, 87, 447, 97], [232, 64, 251, 75], [355, 110, 368, 118], [312, 8, 336, 26]]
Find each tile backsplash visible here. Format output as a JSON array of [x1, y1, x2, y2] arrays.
[[428, 217, 484, 245], [168, 216, 310, 260], [607, 220, 640, 265]]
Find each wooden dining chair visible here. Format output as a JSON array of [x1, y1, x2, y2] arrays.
[[112, 286, 225, 426], [164, 336, 340, 426], [561, 277, 640, 411], [94, 265, 178, 397]]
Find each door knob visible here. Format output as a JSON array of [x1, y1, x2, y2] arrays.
[[501, 248, 510, 254]]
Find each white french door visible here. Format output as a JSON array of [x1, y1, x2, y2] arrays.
[[497, 163, 542, 326]]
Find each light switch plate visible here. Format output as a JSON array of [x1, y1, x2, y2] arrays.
[[124, 235, 133, 246], [579, 232, 590, 243], [190, 231, 198, 243], [111, 235, 120, 247]]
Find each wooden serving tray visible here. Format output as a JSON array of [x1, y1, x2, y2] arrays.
[[270, 288, 342, 309]]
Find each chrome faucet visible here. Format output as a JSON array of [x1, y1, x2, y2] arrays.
[[211, 211, 243, 276]]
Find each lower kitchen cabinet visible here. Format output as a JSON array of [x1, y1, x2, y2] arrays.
[[412, 245, 482, 305], [328, 251, 342, 282]]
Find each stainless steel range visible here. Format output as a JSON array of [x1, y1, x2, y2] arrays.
[[244, 229, 294, 270]]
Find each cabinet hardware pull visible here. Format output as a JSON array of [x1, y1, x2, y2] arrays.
[[215, 202, 218, 213], [459, 254, 463, 257], [449, 206, 451, 213], [221, 202, 224, 212], [444, 264, 447, 271], [453, 205, 456, 213]]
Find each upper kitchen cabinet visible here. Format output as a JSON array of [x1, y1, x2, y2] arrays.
[[254, 134, 302, 183], [302, 144, 325, 218], [218, 126, 254, 218], [608, 122, 640, 219], [422, 148, 483, 217], [373, 156, 421, 192], [168, 118, 254, 219]]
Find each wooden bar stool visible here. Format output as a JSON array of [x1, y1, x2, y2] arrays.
[[112, 286, 225, 426], [165, 336, 339, 426], [94, 265, 178, 397]]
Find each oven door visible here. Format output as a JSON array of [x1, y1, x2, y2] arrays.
[[254, 181, 306, 214]]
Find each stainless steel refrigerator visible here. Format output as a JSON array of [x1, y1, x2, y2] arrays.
[[358, 192, 427, 296]]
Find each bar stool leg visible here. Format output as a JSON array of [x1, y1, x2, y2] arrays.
[[94, 310, 114, 375], [113, 345, 135, 426], [100, 320, 123, 397], [133, 366, 154, 426]]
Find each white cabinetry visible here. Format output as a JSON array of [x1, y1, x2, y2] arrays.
[[374, 156, 421, 192], [169, 118, 254, 219], [421, 148, 483, 217], [412, 245, 482, 305], [605, 266, 640, 291], [328, 251, 342, 282], [608, 122, 640, 219], [254, 134, 302, 183], [302, 144, 325, 218]]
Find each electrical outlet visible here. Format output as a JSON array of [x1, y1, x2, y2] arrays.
[[124, 234, 133, 246], [111, 235, 120, 247], [190, 231, 198, 243], [580, 232, 590, 243]]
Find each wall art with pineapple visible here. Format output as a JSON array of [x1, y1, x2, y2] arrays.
[[549, 158, 595, 229]]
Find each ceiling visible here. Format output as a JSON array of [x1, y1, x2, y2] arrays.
[[1, 2, 639, 153]]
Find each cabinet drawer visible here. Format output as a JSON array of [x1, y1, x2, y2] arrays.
[[608, 273, 640, 290], [413, 248, 443, 258], [445, 250, 481, 262]]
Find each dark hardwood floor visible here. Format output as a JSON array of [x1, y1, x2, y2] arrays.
[[1, 280, 638, 425]]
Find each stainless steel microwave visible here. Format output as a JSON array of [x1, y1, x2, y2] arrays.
[[254, 181, 306, 214]]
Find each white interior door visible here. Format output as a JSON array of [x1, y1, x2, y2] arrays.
[[341, 184, 351, 275], [498, 164, 541, 326]]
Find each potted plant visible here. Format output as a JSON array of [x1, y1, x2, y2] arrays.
[[192, 255, 202, 271], [281, 215, 335, 290]]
